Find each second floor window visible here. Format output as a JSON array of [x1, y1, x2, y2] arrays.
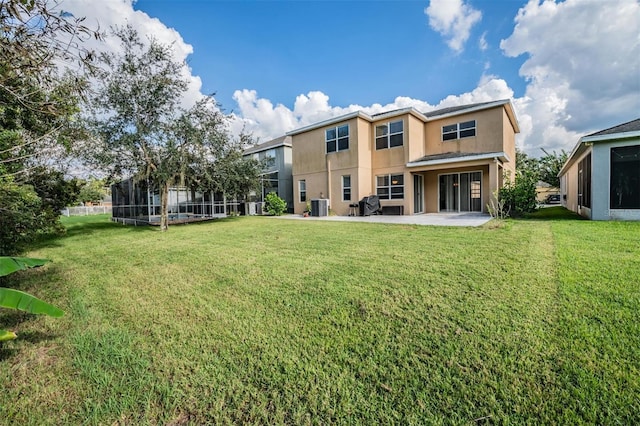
[[376, 120, 404, 150], [443, 120, 476, 141], [265, 149, 276, 167], [326, 124, 349, 153]]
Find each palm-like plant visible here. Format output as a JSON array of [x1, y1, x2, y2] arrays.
[[0, 257, 64, 342]]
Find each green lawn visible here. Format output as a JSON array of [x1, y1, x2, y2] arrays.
[[0, 209, 638, 424]]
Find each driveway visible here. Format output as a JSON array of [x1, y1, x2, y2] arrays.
[[274, 213, 492, 227]]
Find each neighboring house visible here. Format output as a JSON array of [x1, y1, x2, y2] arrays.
[[558, 118, 640, 220], [243, 135, 293, 212], [288, 99, 519, 216], [111, 178, 240, 225]]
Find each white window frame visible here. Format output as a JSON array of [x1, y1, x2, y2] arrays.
[[442, 120, 476, 141], [299, 180, 306, 203], [376, 173, 404, 200], [375, 120, 404, 150], [325, 124, 350, 153], [342, 175, 351, 202]]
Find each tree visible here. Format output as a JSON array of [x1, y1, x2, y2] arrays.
[[515, 147, 540, 178], [538, 148, 568, 188], [88, 26, 239, 231], [203, 134, 263, 202], [1, 0, 99, 253], [1, 0, 99, 177], [77, 178, 108, 205]]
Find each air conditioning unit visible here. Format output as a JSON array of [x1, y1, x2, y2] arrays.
[[311, 199, 329, 217]]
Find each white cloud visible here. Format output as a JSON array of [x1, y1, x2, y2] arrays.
[[500, 0, 640, 153], [425, 0, 482, 52], [62, 0, 205, 108], [229, 80, 519, 145], [479, 31, 488, 51]]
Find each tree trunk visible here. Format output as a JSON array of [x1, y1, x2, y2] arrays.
[[160, 182, 169, 232]]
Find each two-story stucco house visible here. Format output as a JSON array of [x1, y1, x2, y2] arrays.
[[243, 135, 293, 212], [288, 99, 519, 216]]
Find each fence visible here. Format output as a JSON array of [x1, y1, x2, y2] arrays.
[[61, 206, 112, 217]]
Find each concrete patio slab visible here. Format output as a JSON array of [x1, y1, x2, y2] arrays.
[[273, 213, 492, 227]]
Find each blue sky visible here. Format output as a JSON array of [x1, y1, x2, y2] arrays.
[[64, 0, 640, 155], [132, 0, 526, 109]]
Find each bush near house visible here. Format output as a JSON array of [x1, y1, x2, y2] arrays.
[[0, 210, 637, 424], [499, 169, 538, 216], [264, 192, 287, 216]]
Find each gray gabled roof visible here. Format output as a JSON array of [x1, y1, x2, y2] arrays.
[[243, 135, 292, 155], [286, 98, 518, 136], [422, 100, 507, 118], [585, 118, 640, 137], [559, 117, 640, 177]]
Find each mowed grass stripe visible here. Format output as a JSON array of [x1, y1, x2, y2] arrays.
[[0, 213, 637, 424]]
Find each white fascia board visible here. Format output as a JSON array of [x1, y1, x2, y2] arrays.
[[371, 107, 427, 123], [558, 130, 640, 177], [286, 111, 371, 136], [581, 130, 640, 143], [406, 151, 510, 168]]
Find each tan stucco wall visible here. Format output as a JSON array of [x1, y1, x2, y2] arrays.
[[561, 148, 591, 216], [291, 104, 518, 215], [502, 108, 517, 178], [424, 107, 507, 157]]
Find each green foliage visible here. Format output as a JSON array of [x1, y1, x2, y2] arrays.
[[499, 170, 538, 217], [0, 0, 97, 254], [515, 147, 568, 188], [0, 178, 43, 255], [264, 192, 287, 216], [538, 148, 568, 188], [204, 137, 262, 200], [88, 25, 235, 231], [0, 256, 64, 341], [77, 178, 108, 204]]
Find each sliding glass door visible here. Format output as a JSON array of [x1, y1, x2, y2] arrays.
[[439, 172, 482, 212]]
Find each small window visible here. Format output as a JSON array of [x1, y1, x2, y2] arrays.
[[375, 120, 404, 150], [442, 120, 476, 140], [299, 180, 306, 203], [326, 124, 349, 153], [342, 175, 351, 201], [459, 120, 476, 138], [376, 173, 404, 199]]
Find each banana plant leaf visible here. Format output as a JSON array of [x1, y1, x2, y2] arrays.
[[0, 329, 17, 342], [0, 288, 64, 317], [0, 257, 48, 277]]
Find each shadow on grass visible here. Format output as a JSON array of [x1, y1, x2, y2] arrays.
[[522, 206, 585, 221]]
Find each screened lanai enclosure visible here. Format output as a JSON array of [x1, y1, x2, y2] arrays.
[[111, 178, 242, 225]]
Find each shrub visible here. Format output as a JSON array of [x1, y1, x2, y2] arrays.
[[0, 178, 43, 255], [264, 192, 287, 216], [499, 171, 538, 217]]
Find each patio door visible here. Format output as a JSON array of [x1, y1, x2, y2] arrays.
[[413, 174, 424, 214], [439, 172, 482, 212]]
